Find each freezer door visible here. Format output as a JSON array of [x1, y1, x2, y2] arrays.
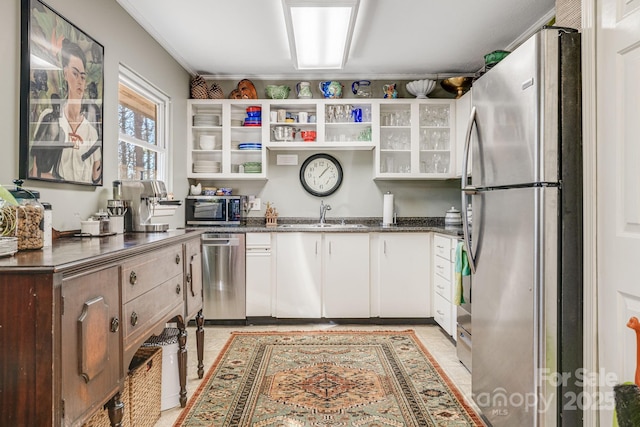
[[471, 186, 559, 426], [472, 29, 560, 187]]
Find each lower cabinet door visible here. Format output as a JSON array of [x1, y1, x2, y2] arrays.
[[378, 233, 431, 317], [61, 266, 121, 425], [246, 248, 272, 316], [323, 233, 370, 318], [276, 233, 322, 318]]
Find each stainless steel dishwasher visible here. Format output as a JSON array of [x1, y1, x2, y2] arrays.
[[201, 233, 245, 320]]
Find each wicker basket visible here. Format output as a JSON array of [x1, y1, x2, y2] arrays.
[[128, 346, 162, 427], [190, 75, 209, 99], [209, 82, 224, 99], [82, 376, 130, 427]]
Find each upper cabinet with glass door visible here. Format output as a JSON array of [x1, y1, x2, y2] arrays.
[[187, 100, 267, 179], [417, 100, 455, 178], [374, 99, 456, 179]]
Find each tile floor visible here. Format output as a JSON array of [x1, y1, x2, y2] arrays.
[[154, 323, 476, 427]]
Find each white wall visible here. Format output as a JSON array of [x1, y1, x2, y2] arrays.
[[1, 0, 190, 231]]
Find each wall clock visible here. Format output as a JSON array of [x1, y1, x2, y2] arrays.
[[299, 153, 343, 197]]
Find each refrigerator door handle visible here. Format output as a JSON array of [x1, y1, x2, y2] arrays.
[[461, 106, 476, 190], [461, 106, 477, 273]]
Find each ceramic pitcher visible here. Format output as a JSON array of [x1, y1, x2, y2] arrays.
[[318, 81, 343, 99], [296, 81, 313, 99], [383, 83, 398, 99], [352, 80, 371, 97]]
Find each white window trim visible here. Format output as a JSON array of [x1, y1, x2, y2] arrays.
[[118, 63, 173, 188]]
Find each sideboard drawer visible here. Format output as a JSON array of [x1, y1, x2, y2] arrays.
[[122, 274, 184, 349], [121, 245, 184, 303]]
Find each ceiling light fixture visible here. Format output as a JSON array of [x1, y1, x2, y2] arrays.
[[282, 0, 360, 70]]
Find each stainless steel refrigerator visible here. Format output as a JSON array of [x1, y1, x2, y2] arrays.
[[461, 27, 583, 426]]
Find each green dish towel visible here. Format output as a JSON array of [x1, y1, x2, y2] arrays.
[[454, 241, 471, 305]]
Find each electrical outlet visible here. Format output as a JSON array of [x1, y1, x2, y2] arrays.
[[251, 198, 261, 211]]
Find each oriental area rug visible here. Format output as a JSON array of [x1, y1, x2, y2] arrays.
[[173, 330, 485, 426]]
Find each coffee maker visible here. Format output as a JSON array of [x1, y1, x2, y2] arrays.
[[114, 180, 172, 232]]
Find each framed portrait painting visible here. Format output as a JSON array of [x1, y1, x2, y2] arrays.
[[19, 0, 104, 186]]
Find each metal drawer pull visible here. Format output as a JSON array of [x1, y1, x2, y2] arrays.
[[176, 283, 181, 294], [110, 317, 119, 333], [189, 254, 196, 297], [129, 271, 137, 285], [175, 254, 181, 264], [130, 312, 138, 326]]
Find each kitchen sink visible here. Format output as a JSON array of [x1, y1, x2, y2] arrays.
[[277, 223, 368, 229]]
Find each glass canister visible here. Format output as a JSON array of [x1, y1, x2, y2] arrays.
[[8, 182, 44, 250], [92, 210, 110, 235]]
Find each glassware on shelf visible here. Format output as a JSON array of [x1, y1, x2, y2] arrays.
[[420, 104, 450, 127]]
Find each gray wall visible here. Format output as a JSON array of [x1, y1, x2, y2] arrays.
[[1, 1, 460, 233], [202, 150, 461, 220], [1, 0, 190, 231]]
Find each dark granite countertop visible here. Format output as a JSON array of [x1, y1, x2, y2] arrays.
[[190, 217, 463, 238]]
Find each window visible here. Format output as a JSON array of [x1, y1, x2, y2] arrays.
[[117, 65, 170, 182]]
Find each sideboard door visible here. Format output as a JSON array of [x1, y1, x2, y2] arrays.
[[61, 266, 121, 425]]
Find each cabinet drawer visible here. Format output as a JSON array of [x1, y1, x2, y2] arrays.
[[433, 234, 452, 260], [433, 292, 454, 336], [123, 274, 184, 347], [433, 253, 452, 282], [246, 232, 271, 247], [433, 273, 453, 301], [121, 245, 184, 303]]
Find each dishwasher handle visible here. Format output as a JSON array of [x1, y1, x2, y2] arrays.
[[202, 236, 241, 246]]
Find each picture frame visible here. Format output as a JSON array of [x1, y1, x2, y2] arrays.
[[19, 0, 104, 186]]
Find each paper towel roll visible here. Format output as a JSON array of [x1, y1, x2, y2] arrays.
[[383, 193, 394, 225]]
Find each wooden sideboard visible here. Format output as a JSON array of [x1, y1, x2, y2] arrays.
[[0, 229, 204, 427]]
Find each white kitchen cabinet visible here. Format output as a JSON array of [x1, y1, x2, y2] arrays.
[[377, 232, 431, 317], [375, 99, 456, 179], [187, 100, 268, 180], [246, 233, 273, 317], [275, 233, 322, 318], [455, 89, 473, 178], [323, 233, 370, 318], [265, 99, 375, 151], [275, 232, 370, 318], [432, 233, 458, 338]]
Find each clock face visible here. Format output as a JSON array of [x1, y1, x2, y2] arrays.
[[299, 154, 343, 197]]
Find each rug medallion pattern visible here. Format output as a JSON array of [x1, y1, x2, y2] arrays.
[[174, 330, 484, 426]]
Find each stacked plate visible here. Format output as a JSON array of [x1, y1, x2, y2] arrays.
[[244, 106, 262, 127], [193, 114, 220, 127], [238, 143, 262, 150], [193, 160, 221, 173]]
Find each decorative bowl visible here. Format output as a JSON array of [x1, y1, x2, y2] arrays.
[[406, 79, 436, 98], [265, 85, 290, 99], [243, 162, 262, 173], [441, 77, 473, 99], [484, 50, 510, 66], [300, 130, 317, 141]]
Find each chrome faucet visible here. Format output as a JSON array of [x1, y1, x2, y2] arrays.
[[319, 200, 332, 224]]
